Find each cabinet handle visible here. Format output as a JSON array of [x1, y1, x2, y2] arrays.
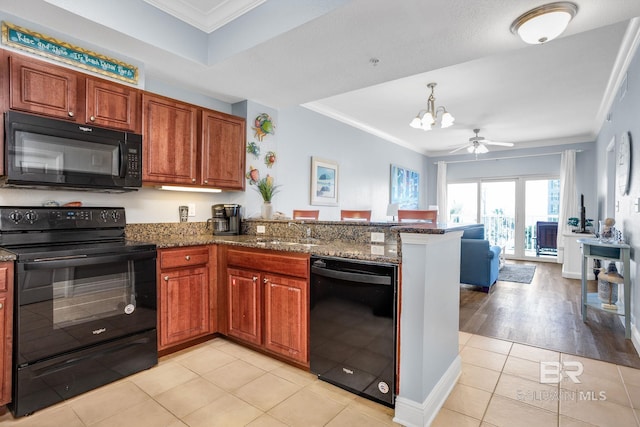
[[204, 180, 208, 184], [252, 276, 258, 282], [0, 302, 3, 309], [192, 178, 196, 183], [185, 255, 191, 261], [68, 111, 74, 117], [90, 115, 96, 121], [263, 278, 269, 284], [164, 276, 169, 281]]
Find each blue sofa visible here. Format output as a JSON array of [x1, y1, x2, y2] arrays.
[[460, 225, 502, 292]]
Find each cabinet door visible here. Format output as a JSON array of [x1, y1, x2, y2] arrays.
[[201, 110, 246, 190], [0, 262, 14, 406], [263, 274, 308, 364], [227, 268, 262, 345], [142, 94, 198, 184], [159, 266, 210, 349], [9, 55, 78, 120], [86, 78, 140, 131]]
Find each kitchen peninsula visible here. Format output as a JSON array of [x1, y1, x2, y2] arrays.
[[128, 219, 469, 426]]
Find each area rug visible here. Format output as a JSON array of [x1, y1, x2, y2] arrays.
[[498, 264, 536, 284]]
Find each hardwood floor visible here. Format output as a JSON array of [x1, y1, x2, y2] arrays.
[[459, 260, 640, 368]]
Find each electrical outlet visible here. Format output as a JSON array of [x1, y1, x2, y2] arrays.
[[371, 232, 385, 243], [187, 203, 196, 217], [257, 225, 266, 234], [634, 198, 640, 213], [370, 245, 385, 255]]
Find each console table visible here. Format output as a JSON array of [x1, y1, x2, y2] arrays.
[[578, 238, 631, 339]]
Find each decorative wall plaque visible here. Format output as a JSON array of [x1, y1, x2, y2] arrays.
[[1, 21, 138, 84]]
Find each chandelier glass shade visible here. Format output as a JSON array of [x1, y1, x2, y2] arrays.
[[511, 2, 578, 44], [409, 83, 454, 131]]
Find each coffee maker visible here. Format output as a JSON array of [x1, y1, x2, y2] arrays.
[[209, 204, 241, 235]]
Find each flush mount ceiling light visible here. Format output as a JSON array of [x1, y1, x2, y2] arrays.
[[511, 2, 578, 44], [409, 83, 455, 131]]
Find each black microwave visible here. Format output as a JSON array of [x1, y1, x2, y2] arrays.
[[3, 111, 142, 192]]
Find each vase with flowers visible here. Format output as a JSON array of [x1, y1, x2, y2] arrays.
[[254, 175, 280, 219]]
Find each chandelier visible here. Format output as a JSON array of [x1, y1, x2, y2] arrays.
[[409, 83, 455, 131]]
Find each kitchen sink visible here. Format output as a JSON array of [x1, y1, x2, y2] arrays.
[[256, 239, 319, 247]]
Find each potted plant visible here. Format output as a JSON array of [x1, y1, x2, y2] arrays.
[[254, 175, 280, 219]]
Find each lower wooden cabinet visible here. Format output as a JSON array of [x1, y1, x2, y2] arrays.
[[263, 273, 308, 363], [227, 268, 262, 345], [157, 246, 214, 351], [0, 261, 14, 406], [224, 248, 309, 365]]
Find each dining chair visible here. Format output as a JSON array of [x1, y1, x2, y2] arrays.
[[397, 209, 437, 222], [340, 209, 371, 221], [292, 209, 319, 220]]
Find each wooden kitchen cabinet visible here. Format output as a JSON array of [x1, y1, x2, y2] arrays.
[[8, 52, 140, 131], [85, 78, 140, 131], [227, 268, 262, 345], [263, 273, 308, 364], [142, 93, 199, 185], [201, 109, 246, 190], [9, 54, 78, 120], [224, 247, 309, 366], [0, 262, 14, 406], [157, 246, 212, 351]]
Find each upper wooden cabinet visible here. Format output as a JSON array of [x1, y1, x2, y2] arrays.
[[201, 109, 246, 190], [142, 94, 246, 190], [8, 54, 141, 131], [9, 55, 78, 120], [85, 78, 140, 131], [142, 93, 199, 185]]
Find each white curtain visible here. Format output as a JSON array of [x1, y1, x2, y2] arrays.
[[436, 161, 447, 221], [557, 149, 577, 263]]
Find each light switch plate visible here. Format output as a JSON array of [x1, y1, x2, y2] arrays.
[[634, 198, 640, 213], [257, 225, 266, 233], [187, 203, 196, 217], [371, 232, 385, 242]]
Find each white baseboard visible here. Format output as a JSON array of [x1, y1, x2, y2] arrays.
[[631, 322, 640, 354], [393, 356, 461, 427]]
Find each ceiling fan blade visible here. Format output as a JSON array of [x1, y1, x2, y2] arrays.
[[484, 141, 514, 147], [449, 145, 469, 154]]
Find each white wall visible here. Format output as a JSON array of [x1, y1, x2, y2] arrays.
[[595, 40, 640, 338]]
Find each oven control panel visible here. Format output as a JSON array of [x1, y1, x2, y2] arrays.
[[0, 207, 126, 231]]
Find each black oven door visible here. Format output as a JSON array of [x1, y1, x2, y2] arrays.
[[15, 249, 157, 366]]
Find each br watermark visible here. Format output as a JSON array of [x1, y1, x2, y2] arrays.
[[540, 361, 582, 384], [514, 360, 607, 402]]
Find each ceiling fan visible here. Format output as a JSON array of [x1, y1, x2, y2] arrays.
[[449, 129, 514, 156]]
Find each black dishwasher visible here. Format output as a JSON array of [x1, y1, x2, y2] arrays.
[[310, 256, 397, 407]]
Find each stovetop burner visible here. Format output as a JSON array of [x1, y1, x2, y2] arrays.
[[0, 206, 155, 258]]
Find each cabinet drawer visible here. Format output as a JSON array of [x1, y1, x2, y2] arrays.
[[159, 247, 209, 269], [226, 248, 309, 278]]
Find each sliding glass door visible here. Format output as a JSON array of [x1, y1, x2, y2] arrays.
[[448, 176, 559, 260], [481, 181, 516, 256], [524, 179, 559, 257]]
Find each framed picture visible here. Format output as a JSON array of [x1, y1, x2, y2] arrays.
[[390, 164, 419, 209], [311, 157, 339, 206]]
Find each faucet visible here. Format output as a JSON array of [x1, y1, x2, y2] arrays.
[[288, 221, 311, 240]]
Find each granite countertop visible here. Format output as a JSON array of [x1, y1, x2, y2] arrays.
[[137, 234, 400, 263], [0, 249, 16, 262]]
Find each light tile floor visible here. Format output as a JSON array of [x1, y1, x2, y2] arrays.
[[1, 333, 639, 426]]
